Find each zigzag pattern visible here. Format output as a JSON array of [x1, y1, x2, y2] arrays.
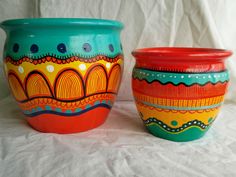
[[144, 117, 213, 133], [132, 68, 229, 86], [133, 77, 228, 87], [4, 54, 123, 65]]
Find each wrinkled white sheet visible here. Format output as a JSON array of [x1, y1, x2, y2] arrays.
[[0, 97, 236, 177]]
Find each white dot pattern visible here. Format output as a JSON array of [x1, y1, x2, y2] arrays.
[[46, 65, 54, 72], [18, 66, 24, 74], [79, 64, 86, 71]]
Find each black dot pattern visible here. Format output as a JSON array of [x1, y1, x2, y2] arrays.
[[57, 43, 67, 53], [30, 44, 39, 53], [13, 43, 19, 53]]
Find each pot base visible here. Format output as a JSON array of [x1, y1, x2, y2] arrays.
[[26, 106, 110, 134], [146, 124, 209, 142]]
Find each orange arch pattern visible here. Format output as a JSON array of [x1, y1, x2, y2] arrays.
[[86, 66, 107, 95], [7, 63, 122, 102], [108, 64, 121, 92], [8, 74, 27, 101], [55, 70, 84, 100], [26, 73, 52, 98]]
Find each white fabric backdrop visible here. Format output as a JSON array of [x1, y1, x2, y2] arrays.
[[0, 0, 236, 101], [1, 1, 236, 177]]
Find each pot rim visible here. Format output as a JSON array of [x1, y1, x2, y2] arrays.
[[0, 18, 123, 29], [132, 47, 232, 61]]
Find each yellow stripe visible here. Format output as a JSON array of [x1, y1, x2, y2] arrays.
[[5, 58, 123, 86], [136, 102, 220, 127]]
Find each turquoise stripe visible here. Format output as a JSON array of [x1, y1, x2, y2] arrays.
[[136, 99, 222, 110], [133, 68, 229, 85], [3, 18, 123, 61]]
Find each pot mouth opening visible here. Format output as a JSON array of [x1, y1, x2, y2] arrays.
[[0, 18, 123, 29], [132, 47, 232, 61]]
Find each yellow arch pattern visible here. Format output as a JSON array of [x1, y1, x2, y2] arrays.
[[26, 73, 52, 98], [108, 65, 121, 93], [86, 66, 107, 95], [8, 74, 27, 101], [55, 70, 84, 100]]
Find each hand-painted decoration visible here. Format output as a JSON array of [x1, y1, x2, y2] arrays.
[[132, 47, 232, 142], [1, 18, 124, 133]]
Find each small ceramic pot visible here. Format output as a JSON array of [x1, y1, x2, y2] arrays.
[[132, 47, 232, 142], [0, 18, 124, 133]]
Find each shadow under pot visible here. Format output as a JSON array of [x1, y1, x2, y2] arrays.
[[0, 18, 124, 133], [132, 47, 232, 142]]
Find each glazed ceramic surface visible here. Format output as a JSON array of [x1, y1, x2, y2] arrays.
[[0, 18, 123, 133], [132, 47, 232, 142]]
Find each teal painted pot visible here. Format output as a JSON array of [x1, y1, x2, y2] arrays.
[[132, 47, 232, 142], [0, 18, 124, 133]]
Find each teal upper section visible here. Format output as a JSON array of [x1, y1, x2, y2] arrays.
[[133, 68, 229, 85], [0, 18, 123, 29], [0, 18, 123, 60]]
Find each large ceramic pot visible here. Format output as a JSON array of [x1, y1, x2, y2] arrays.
[[0, 18, 124, 133], [132, 47, 232, 142]]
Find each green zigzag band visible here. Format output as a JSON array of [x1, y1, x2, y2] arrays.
[[144, 117, 213, 133], [132, 68, 229, 86], [146, 124, 210, 141]]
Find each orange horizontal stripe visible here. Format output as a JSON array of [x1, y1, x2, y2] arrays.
[[19, 93, 116, 111], [133, 91, 224, 107]]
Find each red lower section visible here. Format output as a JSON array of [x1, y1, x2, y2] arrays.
[[26, 107, 110, 134]]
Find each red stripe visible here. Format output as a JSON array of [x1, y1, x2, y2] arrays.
[[132, 79, 228, 99], [135, 62, 225, 72]]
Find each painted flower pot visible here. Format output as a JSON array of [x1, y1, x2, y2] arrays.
[[132, 47, 232, 142], [0, 18, 124, 133]]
